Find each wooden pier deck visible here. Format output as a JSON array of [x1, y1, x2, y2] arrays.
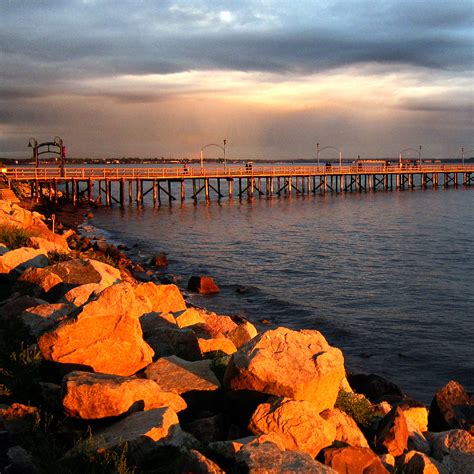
[[2, 163, 474, 206]]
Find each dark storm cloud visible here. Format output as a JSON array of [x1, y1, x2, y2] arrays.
[[1, 0, 473, 87]]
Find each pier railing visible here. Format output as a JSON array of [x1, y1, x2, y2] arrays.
[[4, 163, 474, 180]]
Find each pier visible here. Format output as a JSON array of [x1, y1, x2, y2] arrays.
[[2, 163, 474, 206]]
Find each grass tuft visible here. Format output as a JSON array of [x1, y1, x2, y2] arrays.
[[0, 224, 35, 250], [335, 390, 381, 428]]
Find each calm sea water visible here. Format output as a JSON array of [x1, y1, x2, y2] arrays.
[[88, 183, 474, 403]]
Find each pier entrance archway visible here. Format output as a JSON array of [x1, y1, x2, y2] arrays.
[[28, 136, 66, 176]]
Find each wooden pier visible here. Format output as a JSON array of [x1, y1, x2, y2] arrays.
[[2, 163, 474, 206]]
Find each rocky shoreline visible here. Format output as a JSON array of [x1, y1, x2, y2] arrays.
[[0, 199, 473, 473]]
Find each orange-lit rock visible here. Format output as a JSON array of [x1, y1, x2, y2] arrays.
[[144, 355, 220, 393], [197, 310, 237, 336], [403, 405, 428, 432], [19, 303, 75, 338], [0, 247, 49, 275], [320, 408, 369, 448], [59, 283, 101, 307], [188, 275, 220, 294], [236, 441, 336, 473], [248, 398, 336, 457], [28, 236, 70, 253], [197, 337, 237, 356], [38, 282, 154, 376], [15, 267, 63, 300], [92, 407, 198, 456], [398, 451, 442, 474], [406, 417, 431, 454], [224, 327, 345, 412], [134, 282, 186, 314], [429, 429, 474, 472], [323, 446, 389, 473], [428, 380, 473, 433], [374, 406, 409, 457], [175, 308, 206, 328], [228, 321, 258, 348], [62, 371, 186, 419]]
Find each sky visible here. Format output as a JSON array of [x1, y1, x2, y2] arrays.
[[1, 0, 473, 160]]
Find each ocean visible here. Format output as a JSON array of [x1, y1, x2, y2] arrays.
[[87, 175, 474, 404]]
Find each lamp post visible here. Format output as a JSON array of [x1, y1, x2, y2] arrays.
[[54, 136, 65, 176], [339, 150, 342, 167], [419, 145, 422, 164], [316, 142, 320, 166], [28, 137, 38, 167], [223, 139, 227, 171], [462, 147, 465, 165]]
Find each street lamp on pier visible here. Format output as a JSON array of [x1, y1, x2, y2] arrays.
[[28, 137, 38, 167], [316, 142, 320, 165]]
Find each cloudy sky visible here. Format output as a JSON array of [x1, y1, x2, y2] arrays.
[[1, 0, 473, 159]]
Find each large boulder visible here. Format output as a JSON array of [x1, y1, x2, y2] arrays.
[[397, 451, 443, 474], [59, 283, 101, 307], [19, 303, 75, 338], [190, 309, 258, 349], [320, 408, 369, 448], [429, 429, 474, 473], [62, 371, 186, 419], [134, 282, 186, 314], [248, 397, 336, 457], [224, 327, 345, 413], [48, 258, 121, 292], [15, 267, 63, 301], [236, 441, 336, 473], [28, 236, 69, 253], [15, 258, 121, 302], [144, 355, 221, 394], [428, 380, 473, 433], [322, 446, 389, 474], [0, 248, 49, 275], [373, 406, 409, 457], [91, 407, 197, 461], [38, 282, 154, 376]]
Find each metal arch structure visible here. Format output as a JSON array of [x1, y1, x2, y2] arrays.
[[399, 147, 422, 164], [200, 140, 227, 171], [28, 136, 66, 176], [316, 144, 343, 166]]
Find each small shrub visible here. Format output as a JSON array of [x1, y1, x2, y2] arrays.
[[47, 250, 72, 264], [91, 253, 118, 268], [0, 224, 35, 249], [335, 390, 380, 428]]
